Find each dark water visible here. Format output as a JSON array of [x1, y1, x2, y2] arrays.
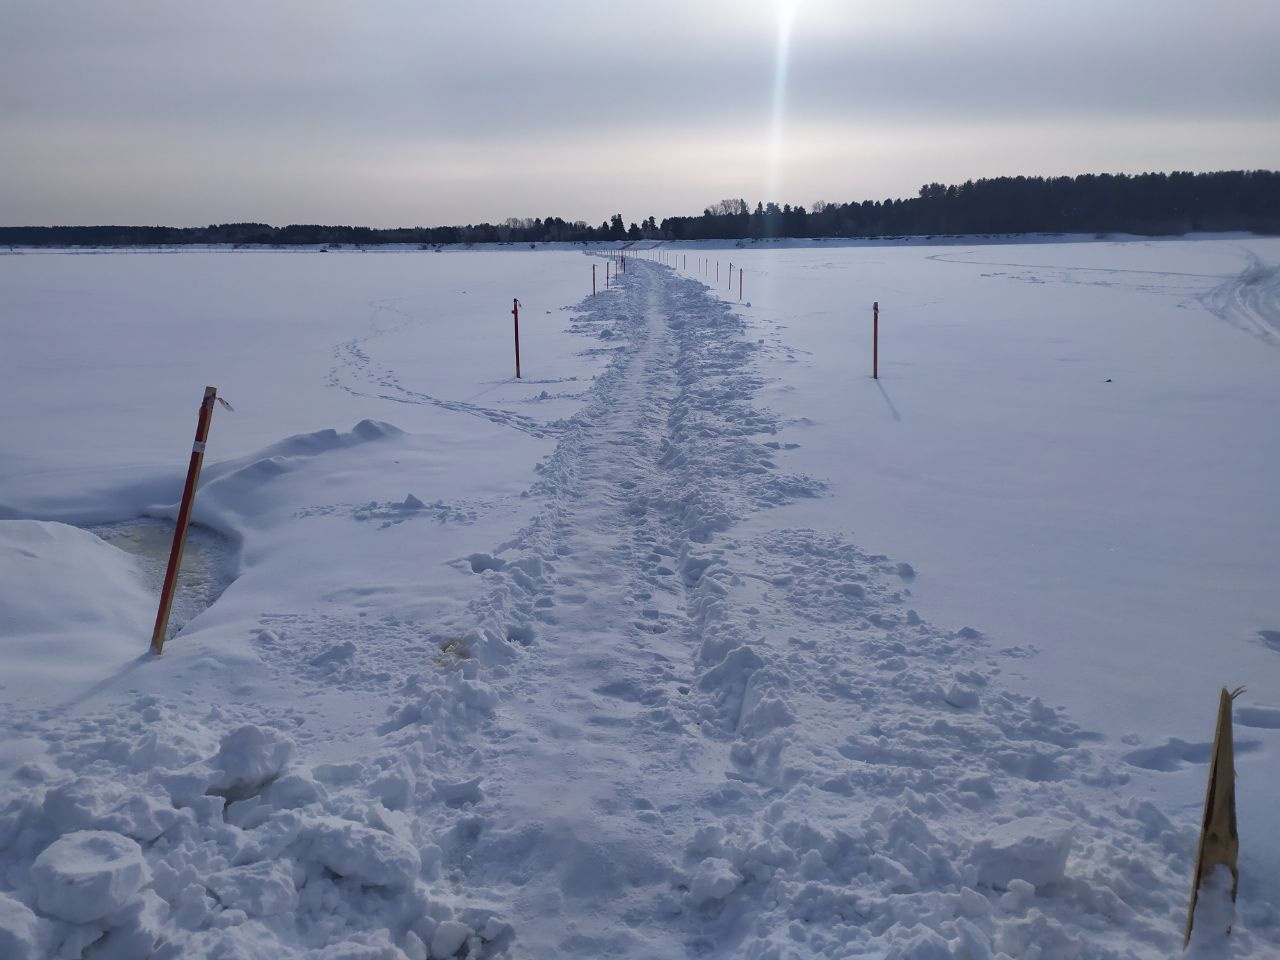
[[87, 518, 235, 640]]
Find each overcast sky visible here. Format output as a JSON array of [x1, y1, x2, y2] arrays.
[[2, 0, 1277, 228]]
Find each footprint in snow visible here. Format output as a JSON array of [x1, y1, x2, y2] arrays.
[[1236, 706, 1280, 730], [1123, 736, 1261, 772]]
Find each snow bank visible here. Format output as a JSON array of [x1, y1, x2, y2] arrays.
[[0, 520, 151, 698]]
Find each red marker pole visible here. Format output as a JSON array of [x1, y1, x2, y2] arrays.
[[151, 386, 218, 655], [513, 298, 522, 379], [873, 301, 879, 380]]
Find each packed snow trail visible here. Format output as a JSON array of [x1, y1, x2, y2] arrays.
[[374, 259, 1241, 958]]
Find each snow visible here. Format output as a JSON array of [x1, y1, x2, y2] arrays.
[[0, 521, 154, 690], [429, 920, 471, 959], [969, 817, 1074, 890], [0, 891, 48, 960], [1, 238, 1279, 958], [1187, 865, 1240, 958], [31, 830, 151, 923]]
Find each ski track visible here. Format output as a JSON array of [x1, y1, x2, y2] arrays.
[[1202, 255, 1280, 346], [327, 298, 565, 439], [4, 260, 1278, 958], [926, 249, 1234, 298], [932, 248, 1280, 346]]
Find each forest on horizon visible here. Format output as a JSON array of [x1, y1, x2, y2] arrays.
[[3, 170, 1277, 247]]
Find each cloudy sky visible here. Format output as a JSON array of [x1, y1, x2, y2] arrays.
[[2, 0, 1277, 228]]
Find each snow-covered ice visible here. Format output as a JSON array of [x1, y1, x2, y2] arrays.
[[2, 238, 1279, 957]]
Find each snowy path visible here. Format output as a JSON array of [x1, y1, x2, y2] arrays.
[[372, 260, 1234, 957]]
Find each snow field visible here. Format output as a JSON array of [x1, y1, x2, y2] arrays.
[[1, 239, 1278, 958]]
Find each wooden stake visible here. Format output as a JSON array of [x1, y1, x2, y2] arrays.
[[592, 263, 596, 296], [512, 298, 522, 379], [873, 302, 880, 380], [739, 267, 743, 302], [1185, 686, 1243, 947], [150, 386, 217, 655]]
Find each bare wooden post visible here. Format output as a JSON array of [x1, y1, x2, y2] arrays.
[[150, 386, 218, 655], [873, 302, 880, 380], [592, 263, 596, 296], [512, 298, 522, 379], [1185, 686, 1243, 947], [739, 267, 743, 302], [728, 262, 733, 290]]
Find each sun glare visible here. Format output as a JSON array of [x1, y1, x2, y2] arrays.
[[767, 1, 800, 204]]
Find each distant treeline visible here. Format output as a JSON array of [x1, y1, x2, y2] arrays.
[[3, 170, 1277, 247]]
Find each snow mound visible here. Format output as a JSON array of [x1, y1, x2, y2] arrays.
[[204, 860, 298, 917], [0, 893, 48, 960], [219, 420, 403, 465], [688, 857, 741, 906], [970, 816, 1074, 889], [300, 816, 422, 889], [0, 520, 152, 696], [431, 919, 471, 958], [31, 830, 151, 923], [208, 724, 295, 797], [0, 519, 150, 633]]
